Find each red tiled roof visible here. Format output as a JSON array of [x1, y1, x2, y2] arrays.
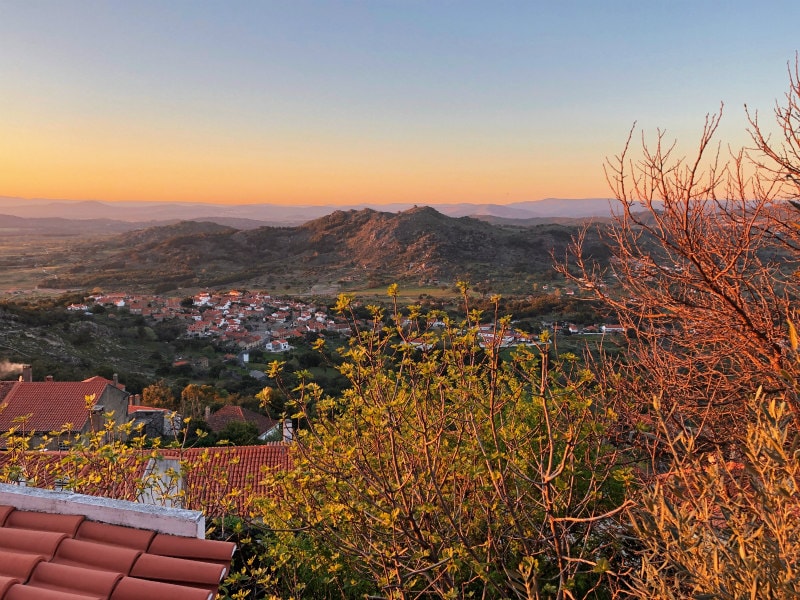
[[173, 444, 292, 517], [205, 405, 279, 437], [0, 450, 154, 503], [0, 504, 234, 600], [0, 383, 14, 404], [0, 445, 292, 518], [0, 377, 122, 433]]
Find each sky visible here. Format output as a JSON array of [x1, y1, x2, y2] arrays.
[[0, 1, 798, 206]]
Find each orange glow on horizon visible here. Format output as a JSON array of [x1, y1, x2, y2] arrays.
[[0, 156, 609, 205]]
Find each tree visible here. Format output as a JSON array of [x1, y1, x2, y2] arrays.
[[560, 61, 800, 454], [142, 380, 177, 411], [627, 390, 800, 599], [261, 288, 630, 600], [180, 383, 220, 420], [217, 420, 259, 446], [556, 53, 800, 600]]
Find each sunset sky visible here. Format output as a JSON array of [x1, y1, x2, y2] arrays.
[[0, 1, 797, 206]]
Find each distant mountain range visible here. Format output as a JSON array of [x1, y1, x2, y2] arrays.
[[38, 206, 610, 294], [0, 196, 617, 228]]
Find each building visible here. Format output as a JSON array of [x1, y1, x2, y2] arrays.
[[0, 367, 130, 449], [206, 405, 288, 442], [0, 443, 292, 517]]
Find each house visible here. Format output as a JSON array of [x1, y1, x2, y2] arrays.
[[206, 405, 285, 441], [248, 370, 267, 381], [166, 444, 292, 516], [404, 337, 434, 351], [601, 324, 627, 334], [0, 367, 130, 448], [265, 338, 291, 353]]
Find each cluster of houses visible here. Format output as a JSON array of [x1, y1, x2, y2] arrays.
[[69, 289, 354, 352], [66, 289, 631, 356], [545, 322, 627, 335], [0, 366, 293, 523]]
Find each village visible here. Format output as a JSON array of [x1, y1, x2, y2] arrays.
[[68, 289, 354, 351], [66, 288, 623, 352]]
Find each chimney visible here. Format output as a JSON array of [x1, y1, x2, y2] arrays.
[[21, 365, 32, 382], [113, 373, 119, 387], [283, 418, 294, 443], [45, 375, 54, 382], [204, 406, 211, 420]]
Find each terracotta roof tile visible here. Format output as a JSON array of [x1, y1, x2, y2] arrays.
[[26, 562, 122, 597], [5, 511, 84, 536], [0, 503, 234, 600], [0, 444, 292, 517], [128, 553, 225, 588], [53, 538, 141, 574], [76, 521, 154, 551], [0, 378, 120, 433], [0, 550, 45, 580], [178, 444, 292, 516], [0, 527, 68, 558], [148, 532, 236, 564], [109, 577, 213, 600], [0, 578, 17, 600]]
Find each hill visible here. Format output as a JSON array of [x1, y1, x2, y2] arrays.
[[37, 206, 609, 294]]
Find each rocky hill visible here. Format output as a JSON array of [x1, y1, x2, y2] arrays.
[[42, 206, 609, 294]]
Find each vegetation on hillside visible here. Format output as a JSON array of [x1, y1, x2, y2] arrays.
[[31, 207, 607, 294]]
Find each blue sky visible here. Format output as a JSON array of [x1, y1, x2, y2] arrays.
[[0, 1, 797, 205]]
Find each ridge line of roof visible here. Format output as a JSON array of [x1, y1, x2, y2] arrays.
[[0, 483, 204, 538]]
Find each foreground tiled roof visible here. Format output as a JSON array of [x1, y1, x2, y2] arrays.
[[0, 377, 121, 433], [0, 504, 235, 600]]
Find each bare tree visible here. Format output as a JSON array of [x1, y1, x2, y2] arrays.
[[560, 60, 800, 454]]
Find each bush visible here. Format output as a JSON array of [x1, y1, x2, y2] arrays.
[[259, 288, 630, 599], [628, 391, 800, 599]]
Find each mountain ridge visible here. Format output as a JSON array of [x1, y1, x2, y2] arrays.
[[40, 206, 609, 294]]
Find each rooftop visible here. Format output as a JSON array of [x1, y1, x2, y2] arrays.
[[0, 444, 293, 517], [0, 376, 127, 434], [206, 405, 279, 438], [0, 484, 235, 600]]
